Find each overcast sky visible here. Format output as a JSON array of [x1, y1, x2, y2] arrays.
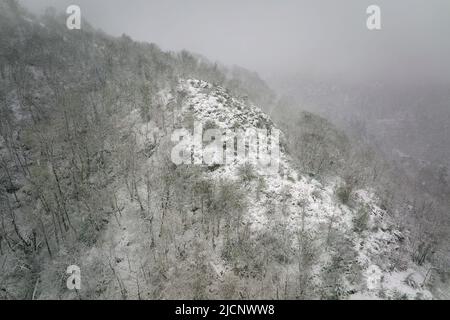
[[21, 0, 450, 86]]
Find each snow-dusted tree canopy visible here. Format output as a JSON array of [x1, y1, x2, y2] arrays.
[[0, 0, 449, 300]]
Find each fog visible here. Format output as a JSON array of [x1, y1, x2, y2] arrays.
[[21, 0, 450, 86], [21, 0, 450, 166], [2, 1, 450, 300]]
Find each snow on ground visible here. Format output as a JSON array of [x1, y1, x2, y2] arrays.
[[76, 78, 434, 299], [176, 79, 433, 299]]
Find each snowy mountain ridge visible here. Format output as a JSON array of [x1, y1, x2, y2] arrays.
[[0, 1, 441, 299], [84, 78, 434, 299]]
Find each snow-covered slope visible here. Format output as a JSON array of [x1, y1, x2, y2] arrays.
[[7, 73, 433, 299], [168, 79, 433, 299], [0, 1, 441, 300]]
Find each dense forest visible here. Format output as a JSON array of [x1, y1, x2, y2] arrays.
[[0, 0, 449, 299]]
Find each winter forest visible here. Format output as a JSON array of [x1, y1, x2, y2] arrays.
[[0, 0, 449, 300]]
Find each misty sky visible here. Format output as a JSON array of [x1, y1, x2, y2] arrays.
[[21, 0, 450, 86]]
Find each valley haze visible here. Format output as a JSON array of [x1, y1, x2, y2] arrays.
[[0, 0, 449, 301]]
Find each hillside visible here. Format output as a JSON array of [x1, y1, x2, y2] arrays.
[[0, 1, 444, 299]]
